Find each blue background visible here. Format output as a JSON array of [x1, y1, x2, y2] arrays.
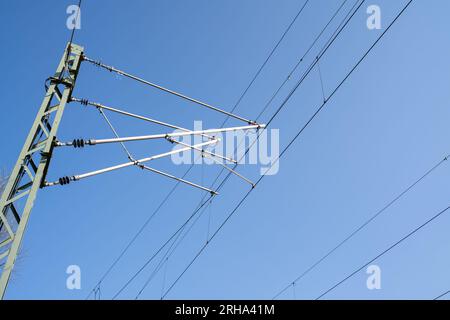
[[1, 0, 450, 299]]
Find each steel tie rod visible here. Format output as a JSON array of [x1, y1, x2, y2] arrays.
[[138, 165, 218, 195], [166, 137, 254, 186], [45, 140, 218, 186], [172, 138, 255, 188], [82, 56, 257, 125], [71, 97, 215, 140], [166, 137, 237, 164], [96, 106, 217, 194], [204, 155, 255, 187], [56, 124, 265, 147]]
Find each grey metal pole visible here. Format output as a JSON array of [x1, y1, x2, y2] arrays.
[[0, 43, 84, 299]]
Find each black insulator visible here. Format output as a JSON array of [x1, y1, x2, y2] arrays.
[[73, 139, 85, 148], [59, 176, 71, 185], [80, 99, 88, 106]]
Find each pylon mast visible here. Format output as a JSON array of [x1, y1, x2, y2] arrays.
[[0, 41, 262, 300], [0, 43, 84, 298]]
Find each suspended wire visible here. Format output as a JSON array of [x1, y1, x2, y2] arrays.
[[134, 229, 184, 299], [63, 0, 82, 76], [434, 290, 450, 300], [131, 3, 359, 296], [160, 258, 169, 300], [135, 195, 212, 298], [207, 198, 212, 243], [135, 218, 187, 300], [254, 0, 352, 121], [111, 193, 214, 299], [316, 205, 450, 299], [111, 168, 224, 299], [68, 0, 82, 48], [193, 0, 352, 206], [85, 165, 198, 299], [316, 58, 327, 103], [123, 0, 366, 299], [85, 0, 314, 299], [199, 0, 364, 213], [263, 0, 366, 129], [220, 0, 310, 127], [100, 0, 366, 299], [98, 108, 134, 161], [199, 0, 362, 204], [292, 282, 297, 300], [160, 0, 413, 299], [85, 105, 217, 298], [273, 153, 449, 299]]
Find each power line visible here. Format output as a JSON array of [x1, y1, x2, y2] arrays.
[[161, 0, 413, 299], [84, 0, 314, 299], [273, 153, 449, 299], [63, 0, 82, 74], [434, 290, 450, 300], [134, 198, 211, 299], [110, 0, 374, 298], [255, 0, 353, 120], [83, 57, 257, 125], [68, 0, 82, 45], [111, 193, 214, 299], [85, 166, 194, 299], [124, 0, 366, 299], [204, 0, 355, 198], [220, 0, 310, 127], [263, 0, 365, 129], [316, 205, 450, 299]]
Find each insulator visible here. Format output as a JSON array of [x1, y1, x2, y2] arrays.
[[73, 139, 85, 148], [58, 176, 71, 185]]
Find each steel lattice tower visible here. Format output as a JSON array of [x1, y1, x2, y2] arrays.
[[0, 43, 84, 298], [0, 40, 263, 299]]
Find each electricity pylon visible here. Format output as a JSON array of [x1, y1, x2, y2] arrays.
[[0, 41, 263, 300], [0, 43, 84, 298]]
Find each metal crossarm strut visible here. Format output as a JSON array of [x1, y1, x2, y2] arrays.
[[82, 56, 258, 125], [55, 124, 265, 147], [166, 137, 237, 164], [70, 97, 215, 140], [168, 137, 254, 186], [96, 108, 218, 195], [0, 43, 84, 299], [45, 140, 219, 186], [138, 165, 218, 195]]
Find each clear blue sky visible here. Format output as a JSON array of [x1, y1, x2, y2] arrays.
[[1, 0, 450, 300]]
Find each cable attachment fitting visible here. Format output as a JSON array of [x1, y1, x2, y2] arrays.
[[58, 176, 72, 186], [85, 57, 114, 72], [72, 139, 85, 148], [165, 135, 175, 143], [133, 160, 145, 169], [88, 58, 103, 68]]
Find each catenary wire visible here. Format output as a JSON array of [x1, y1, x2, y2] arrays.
[[434, 290, 450, 300], [220, 0, 310, 127], [84, 0, 315, 299], [160, 0, 413, 299], [273, 152, 449, 299], [316, 205, 450, 299], [121, 0, 366, 299]]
